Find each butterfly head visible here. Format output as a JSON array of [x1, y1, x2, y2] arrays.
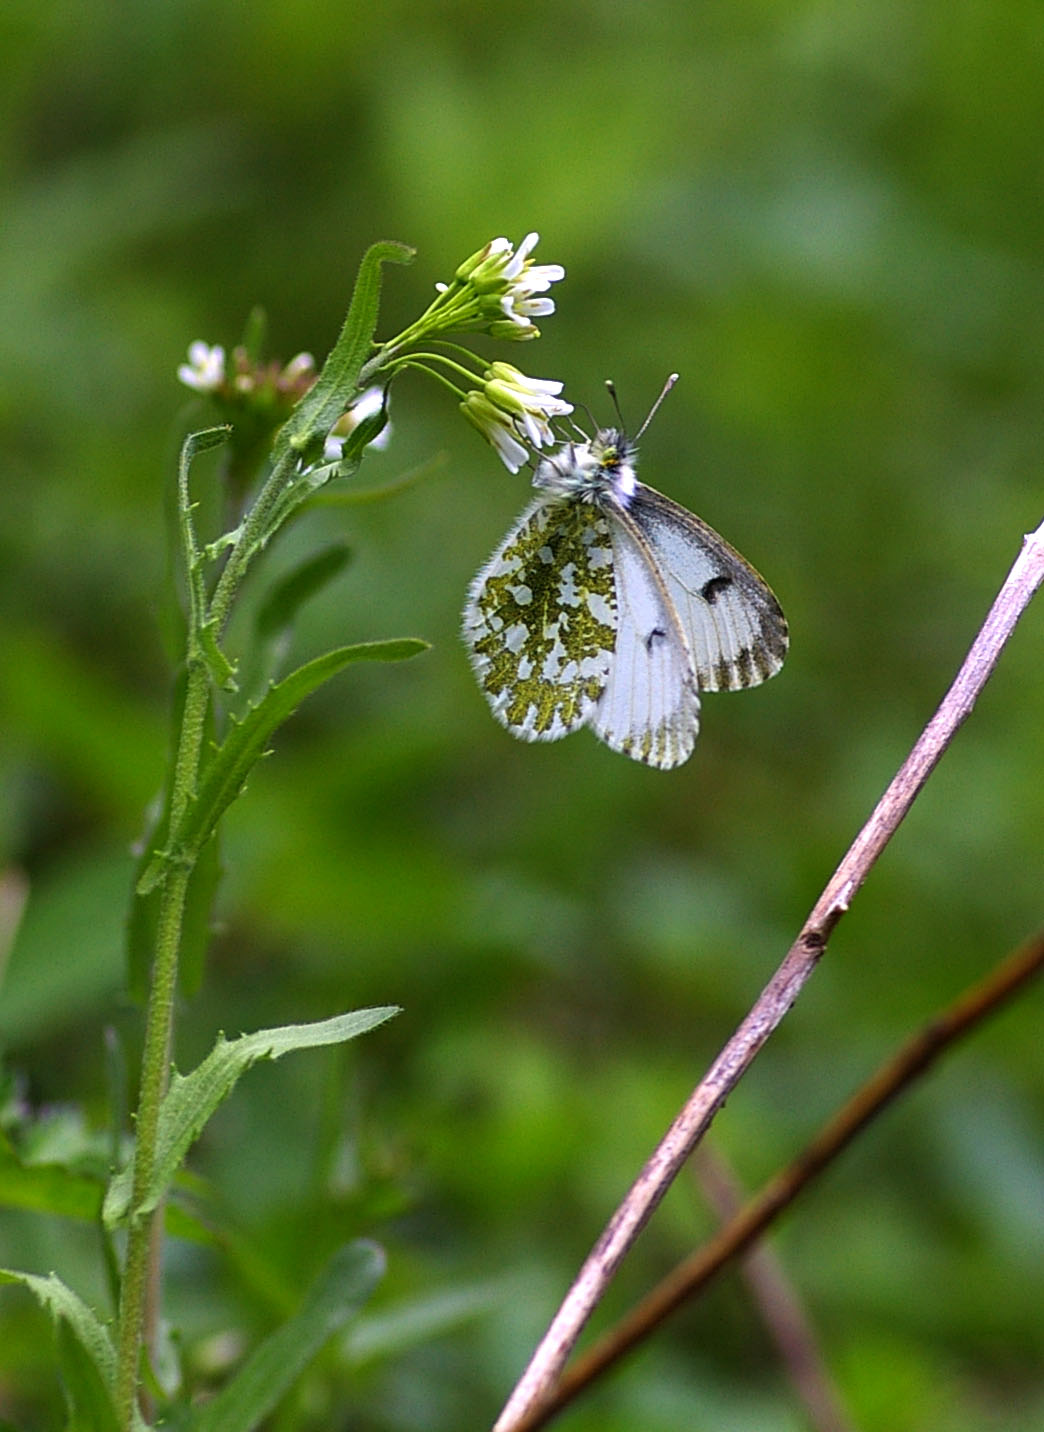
[[533, 425, 638, 507]]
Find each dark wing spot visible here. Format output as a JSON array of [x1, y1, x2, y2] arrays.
[[734, 647, 755, 687], [700, 575, 733, 604], [644, 626, 668, 653]]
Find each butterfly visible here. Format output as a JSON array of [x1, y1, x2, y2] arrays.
[[462, 381, 788, 769]]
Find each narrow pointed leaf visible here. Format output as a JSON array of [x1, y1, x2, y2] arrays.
[[277, 241, 413, 464], [138, 638, 427, 892], [190, 1241, 384, 1432], [104, 1007, 399, 1226], [0, 1269, 131, 1429], [55, 1319, 122, 1432]]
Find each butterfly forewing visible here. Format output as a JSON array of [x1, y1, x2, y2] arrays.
[[590, 514, 701, 769], [462, 497, 618, 742], [627, 484, 789, 693]]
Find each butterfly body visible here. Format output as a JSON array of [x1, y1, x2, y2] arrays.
[[463, 427, 787, 769]]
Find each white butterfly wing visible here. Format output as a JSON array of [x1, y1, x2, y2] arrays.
[[626, 484, 788, 693], [588, 513, 701, 769], [462, 496, 617, 742]]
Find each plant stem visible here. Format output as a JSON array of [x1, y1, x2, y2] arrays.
[[115, 443, 300, 1427], [115, 658, 209, 1426]]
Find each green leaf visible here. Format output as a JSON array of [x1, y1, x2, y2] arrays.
[[276, 240, 414, 465], [178, 426, 232, 646], [255, 543, 352, 642], [190, 1241, 384, 1432], [335, 396, 389, 467], [0, 1140, 104, 1222], [138, 638, 427, 891], [344, 1280, 502, 1367], [0, 1268, 129, 1431], [56, 1319, 122, 1432], [104, 1007, 400, 1226]]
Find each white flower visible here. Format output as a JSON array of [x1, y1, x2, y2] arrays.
[[460, 364, 573, 472], [280, 351, 317, 386], [496, 232, 565, 331], [177, 341, 225, 393], [483, 362, 572, 449], [451, 232, 565, 336], [323, 386, 391, 461], [460, 391, 529, 473], [502, 232, 564, 294]]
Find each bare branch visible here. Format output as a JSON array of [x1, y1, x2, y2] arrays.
[[493, 517, 1044, 1432], [521, 932, 1044, 1429], [694, 1146, 858, 1432]]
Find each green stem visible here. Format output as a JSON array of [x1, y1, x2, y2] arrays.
[[208, 445, 299, 633], [115, 445, 300, 1425], [115, 863, 191, 1424], [115, 659, 208, 1425]]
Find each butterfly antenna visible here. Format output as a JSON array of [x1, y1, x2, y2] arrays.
[[604, 379, 626, 431], [634, 373, 679, 440]]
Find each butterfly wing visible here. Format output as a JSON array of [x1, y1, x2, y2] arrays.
[[462, 496, 617, 742], [588, 511, 702, 769], [626, 484, 788, 692]]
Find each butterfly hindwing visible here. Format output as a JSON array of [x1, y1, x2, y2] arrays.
[[626, 483, 789, 693], [589, 512, 701, 769], [462, 496, 617, 742]]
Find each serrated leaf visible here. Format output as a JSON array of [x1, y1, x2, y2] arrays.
[[190, 1241, 384, 1432], [138, 639, 427, 888], [104, 1007, 399, 1226], [255, 543, 352, 641], [277, 241, 414, 465], [0, 1268, 132, 1429], [56, 1319, 122, 1432]]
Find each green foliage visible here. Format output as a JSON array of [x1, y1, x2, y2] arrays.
[[0, 1270, 134, 1432], [276, 241, 414, 467], [104, 1008, 399, 1226], [190, 1241, 384, 1432], [137, 641, 427, 897]]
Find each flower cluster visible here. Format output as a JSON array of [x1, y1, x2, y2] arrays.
[[447, 232, 565, 341], [384, 232, 566, 355], [178, 343, 317, 408], [176, 232, 573, 481], [460, 363, 572, 473]]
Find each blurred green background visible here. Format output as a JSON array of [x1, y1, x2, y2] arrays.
[[1, 1, 1043, 1428]]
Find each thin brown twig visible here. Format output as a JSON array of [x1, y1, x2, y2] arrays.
[[492, 516, 1044, 1432], [525, 932, 1044, 1429], [693, 1146, 857, 1432]]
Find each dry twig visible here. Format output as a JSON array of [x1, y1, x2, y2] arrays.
[[693, 1146, 857, 1432], [524, 933, 1044, 1430], [493, 517, 1044, 1432]]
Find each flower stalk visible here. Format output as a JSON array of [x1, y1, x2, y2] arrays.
[[117, 232, 568, 1424]]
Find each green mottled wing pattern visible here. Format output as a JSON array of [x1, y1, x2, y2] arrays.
[[462, 497, 617, 742]]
